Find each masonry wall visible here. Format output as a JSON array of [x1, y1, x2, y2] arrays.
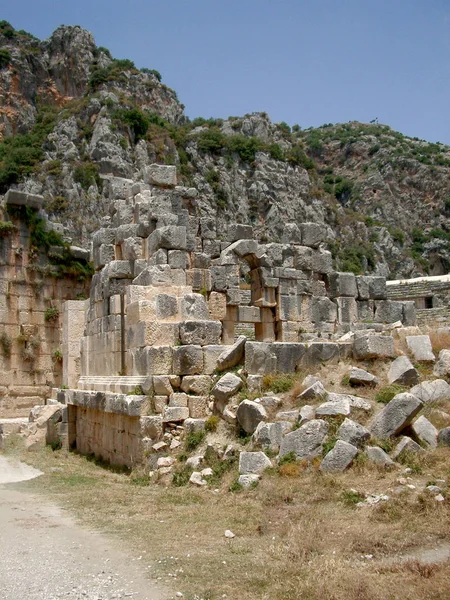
[[0, 222, 89, 417], [74, 406, 142, 467]]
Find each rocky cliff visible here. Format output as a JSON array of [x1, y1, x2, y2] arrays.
[[1, 21, 450, 279]]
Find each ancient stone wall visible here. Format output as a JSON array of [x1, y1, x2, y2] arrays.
[[0, 191, 90, 417]]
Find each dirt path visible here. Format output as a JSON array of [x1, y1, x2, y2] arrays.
[[0, 457, 169, 600]]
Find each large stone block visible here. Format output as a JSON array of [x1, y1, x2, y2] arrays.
[[301, 342, 340, 367], [180, 320, 222, 346], [172, 345, 203, 375], [311, 297, 337, 324], [252, 421, 291, 450], [279, 419, 328, 459], [239, 451, 271, 475], [162, 406, 189, 422], [143, 164, 177, 187], [245, 342, 277, 375], [320, 440, 358, 472], [374, 300, 403, 324], [371, 392, 423, 439], [211, 372, 242, 403], [353, 334, 395, 359], [271, 343, 306, 373], [406, 335, 435, 362], [327, 272, 357, 298], [236, 400, 267, 434], [147, 226, 187, 254], [216, 336, 246, 371], [5, 188, 43, 209], [180, 294, 210, 320], [300, 222, 327, 248], [334, 297, 358, 325], [146, 346, 173, 375], [388, 355, 419, 386]]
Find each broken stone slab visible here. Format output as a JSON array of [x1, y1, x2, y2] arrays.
[[216, 335, 246, 371], [297, 381, 327, 403], [433, 350, 450, 378], [348, 366, 378, 386], [186, 455, 203, 468], [238, 474, 260, 489], [299, 405, 315, 424], [391, 436, 425, 460], [412, 415, 438, 448], [5, 188, 44, 209], [365, 446, 395, 468], [279, 419, 329, 460], [353, 334, 396, 360], [406, 335, 435, 362], [387, 355, 419, 386], [238, 451, 272, 475], [252, 421, 291, 450], [157, 456, 176, 469], [326, 392, 372, 412], [409, 379, 450, 403], [438, 427, 450, 446], [211, 373, 242, 404], [236, 400, 268, 434], [256, 396, 282, 409], [320, 440, 358, 472], [222, 405, 237, 425], [244, 342, 277, 375], [316, 397, 351, 417], [180, 375, 212, 395], [371, 393, 423, 439], [302, 374, 320, 387], [337, 418, 370, 448], [172, 345, 203, 376], [140, 416, 163, 439]]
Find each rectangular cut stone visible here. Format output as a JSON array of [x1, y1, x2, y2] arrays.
[[203, 345, 227, 374], [144, 164, 177, 187], [146, 346, 173, 375], [188, 395, 209, 418], [327, 272, 357, 298], [238, 306, 261, 323], [300, 222, 327, 248], [169, 393, 188, 407], [208, 292, 227, 320], [179, 321, 222, 346], [162, 406, 189, 422], [245, 342, 277, 375], [186, 269, 212, 292], [334, 297, 358, 324], [172, 345, 204, 375]]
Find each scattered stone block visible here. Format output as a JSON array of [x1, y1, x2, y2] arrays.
[[348, 366, 378, 386], [238, 474, 260, 489], [179, 320, 222, 346], [297, 381, 327, 403], [410, 379, 450, 403], [371, 393, 423, 439], [391, 436, 425, 460], [388, 355, 418, 386], [365, 446, 395, 468], [337, 418, 370, 448], [438, 427, 450, 446], [211, 373, 242, 403], [316, 397, 351, 417], [412, 415, 438, 448], [5, 188, 43, 209], [189, 471, 207, 486], [406, 335, 435, 362], [144, 164, 177, 187], [279, 419, 328, 460], [320, 440, 358, 472], [239, 451, 272, 474], [162, 406, 189, 423], [252, 421, 291, 450], [216, 335, 246, 371], [433, 350, 450, 378], [236, 400, 268, 434]]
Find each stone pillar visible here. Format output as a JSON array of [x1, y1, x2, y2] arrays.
[[62, 300, 87, 388], [255, 308, 276, 342], [222, 306, 237, 344]]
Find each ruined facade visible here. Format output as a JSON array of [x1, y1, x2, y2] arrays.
[[55, 165, 416, 466]]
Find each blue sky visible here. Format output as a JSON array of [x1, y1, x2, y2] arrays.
[[3, 1, 450, 143]]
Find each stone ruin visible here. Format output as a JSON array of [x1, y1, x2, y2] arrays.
[[53, 164, 417, 466]]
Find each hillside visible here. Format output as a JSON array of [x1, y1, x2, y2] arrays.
[[1, 21, 450, 278]]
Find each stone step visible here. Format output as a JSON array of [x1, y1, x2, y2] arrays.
[[77, 376, 148, 394]]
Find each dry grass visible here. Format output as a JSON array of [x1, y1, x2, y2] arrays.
[[429, 330, 450, 354], [3, 435, 450, 600]]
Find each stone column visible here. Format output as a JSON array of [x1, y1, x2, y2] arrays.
[[62, 300, 87, 388]]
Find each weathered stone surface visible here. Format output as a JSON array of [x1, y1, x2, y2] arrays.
[[180, 294, 210, 320], [412, 415, 438, 448], [320, 440, 358, 472], [179, 320, 222, 346], [144, 164, 177, 187], [353, 334, 395, 359], [216, 335, 246, 371], [168, 392, 188, 407], [257, 396, 282, 409], [245, 342, 277, 375], [5, 188, 43, 209], [153, 375, 173, 395], [279, 419, 328, 459], [433, 350, 450, 378], [438, 427, 450, 446], [180, 375, 212, 395], [297, 381, 327, 403], [184, 418, 206, 434], [252, 421, 291, 450], [348, 366, 378, 386], [391, 436, 425, 459], [239, 451, 272, 474], [300, 222, 327, 248], [299, 405, 315, 424], [316, 397, 351, 417], [162, 406, 189, 422], [410, 379, 450, 403], [365, 446, 395, 468], [211, 373, 242, 403], [236, 400, 268, 434], [238, 474, 260, 489], [406, 335, 435, 362], [371, 393, 423, 439], [172, 346, 203, 375], [189, 471, 207, 486], [388, 355, 418, 386], [337, 418, 370, 448], [276, 409, 300, 422], [140, 416, 163, 439], [327, 272, 357, 298], [301, 342, 340, 366]]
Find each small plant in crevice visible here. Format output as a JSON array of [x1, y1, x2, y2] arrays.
[[44, 307, 59, 323], [0, 331, 12, 357], [52, 349, 63, 363], [185, 429, 206, 452]]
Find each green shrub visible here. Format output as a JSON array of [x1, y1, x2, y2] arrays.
[[0, 220, 16, 237], [44, 307, 59, 322], [141, 67, 162, 81], [341, 489, 365, 506], [196, 127, 226, 154], [73, 161, 101, 191], [0, 48, 11, 68], [262, 372, 297, 393], [113, 107, 150, 141], [278, 451, 298, 466], [205, 415, 219, 432], [285, 144, 315, 170], [172, 464, 193, 487], [0, 21, 15, 39], [375, 384, 407, 404], [0, 331, 12, 357], [52, 349, 63, 363], [185, 429, 206, 452], [268, 143, 284, 161]]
